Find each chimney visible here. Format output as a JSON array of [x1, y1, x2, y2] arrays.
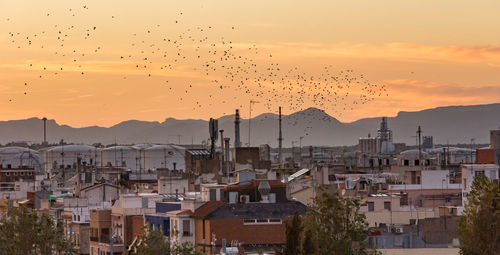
[[278, 107, 283, 165], [42, 117, 47, 144], [220, 130, 225, 175], [224, 138, 231, 177], [234, 109, 241, 148]]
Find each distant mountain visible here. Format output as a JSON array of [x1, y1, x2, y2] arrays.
[[1, 103, 499, 146]]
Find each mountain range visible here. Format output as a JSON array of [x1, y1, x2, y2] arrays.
[[1, 103, 499, 147]]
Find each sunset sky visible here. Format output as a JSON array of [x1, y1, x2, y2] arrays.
[[1, 0, 499, 127]]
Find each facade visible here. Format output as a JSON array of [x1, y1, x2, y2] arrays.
[[461, 164, 500, 206], [193, 201, 307, 254]]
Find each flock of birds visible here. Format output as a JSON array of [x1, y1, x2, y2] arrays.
[[4, 4, 389, 137]]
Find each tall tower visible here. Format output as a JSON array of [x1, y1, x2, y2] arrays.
[[234, 109, 241, 148], [278, 107, 283, 164], [220, 130, 225, 174], [42, 117, 47, 144]]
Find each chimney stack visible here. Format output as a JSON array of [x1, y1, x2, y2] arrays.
[[278, 107, 283, 165], [42, 117, 47, 144], [224, 138, 231, 177], [234, 109, 241, 148], [220, 130, 225, 175]]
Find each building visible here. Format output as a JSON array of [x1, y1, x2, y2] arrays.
[[461, 164, 500, 206], [422, 136, 434, 149], [359, 135, 378, 154], [193, 201, 306, 254], [144, 201, 181, 237]]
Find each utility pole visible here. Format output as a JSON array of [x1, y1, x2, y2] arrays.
[[248, 100, 259, 147]]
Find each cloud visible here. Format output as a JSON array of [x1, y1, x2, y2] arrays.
[[260, 42, 500, 66]]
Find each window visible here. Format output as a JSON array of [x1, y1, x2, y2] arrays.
[[14, 172, 18, 176], [20, 172, 24, 176], [219, 189, 224, 201], [209, 189, 216, 201], [27, 172, 32, 176], [182, 220, 191, 236], [474, 170, 484, 177], [414, 160, 420, 166], [243, 219, 282, 225], [5, 172, 9, 176], [243, 219, 256, 224], [367, 202, 374, 212], [403, 160, 409, 166], [384, 201, 391, 211]]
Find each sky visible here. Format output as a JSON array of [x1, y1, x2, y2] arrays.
[[1, 0, 499, 127]]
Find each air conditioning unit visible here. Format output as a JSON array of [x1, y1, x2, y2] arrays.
[[239, 195, 250, 203], [393, 226, 403, 234]]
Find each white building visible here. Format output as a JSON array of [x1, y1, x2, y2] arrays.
[[461, 164, 499, 206], [168, 209, 194, 245]]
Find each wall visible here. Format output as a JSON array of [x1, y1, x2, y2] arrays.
[[364, 208, 439, 227], [83, 185, 119, 206], [476, 148, 495, 164], [158, 178, 189, 195], [420, 216, 460, 244]]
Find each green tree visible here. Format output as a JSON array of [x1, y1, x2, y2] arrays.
[[133, 225, 201, 255], [458, 174, 500, 255], [302, 188, 374, 255], [282, 213, 303, 255], [300, 226, 317, 255], [135, 226, 170, 255], [0, 206, 75, 255]]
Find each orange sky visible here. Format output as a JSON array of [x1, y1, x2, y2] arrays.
[[1, 0, 499, 127]]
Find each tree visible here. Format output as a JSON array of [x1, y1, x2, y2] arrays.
[[133, 225, 201, 255], [135, 226, 170, 255], [282, 213, 303, 255], [458, 174, 500, 255], [0, 206, 75, 255], [302, 188, 374, 255]]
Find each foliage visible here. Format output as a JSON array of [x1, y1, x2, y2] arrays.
[[134, 225, 201, 255], [0, 206, 76, 255], [304, 188, 373, 255], [281, 188, 379, 255], [282, 213, 303, 255], [458, 174, 500, 255]]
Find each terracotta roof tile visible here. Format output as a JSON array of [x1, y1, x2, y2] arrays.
[[192, 201, 225, 218]]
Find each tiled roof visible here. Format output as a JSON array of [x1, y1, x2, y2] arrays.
[[197, 201, 307, 219], [192, 201, 225, 218], [225, 179, 285, 191]]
